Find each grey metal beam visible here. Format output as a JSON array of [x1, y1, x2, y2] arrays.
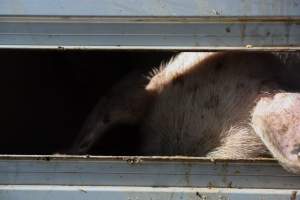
[[0, 155, 300, 189], [0, 0, 299, 49], [1, 0, 300, 17], [0, 18, 299, 50], [0, 185, 299, 200]]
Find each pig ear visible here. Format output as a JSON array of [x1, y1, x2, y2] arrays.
[[69, 70, 154, 154], [252, 93, 300, 173]]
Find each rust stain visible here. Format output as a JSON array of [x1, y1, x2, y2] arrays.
[[290, 191, 297, 200], [0, 155, 279, 164], [123, 156, 143, 165], [207, 181, 214, 188]]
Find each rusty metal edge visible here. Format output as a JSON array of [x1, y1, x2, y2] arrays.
[[0, 154, 277, 164]]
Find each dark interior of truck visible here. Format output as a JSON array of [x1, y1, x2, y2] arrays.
[[0, 50, 175, 155]]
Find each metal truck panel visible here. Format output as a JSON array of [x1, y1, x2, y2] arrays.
[[1, 0, 300, 17], [0, 0, 299, 49], [0, 155, 299, 188], [0, 186, 299, 200], [0, 156, 300, 199]]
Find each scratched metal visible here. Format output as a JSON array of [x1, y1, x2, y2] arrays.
[[0, 186, 299, 200], [0, 155, 299, 189], [0, 0, 299, 49], [0, 20, 299, 49], [0, 0, 300, 17]]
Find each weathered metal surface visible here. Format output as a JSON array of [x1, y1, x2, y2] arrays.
[[0, 19, 299, 49], [0, 0, 299, 49], [0, 45, 299, 51], [0, 186, 299, 200], [1, 0, 300, 17], [0, 155, 299, 189]]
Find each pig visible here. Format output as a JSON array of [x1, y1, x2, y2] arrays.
[[69, 51, 300, 174]]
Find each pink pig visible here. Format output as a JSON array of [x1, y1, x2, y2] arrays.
[[70, 52, 300, 174]]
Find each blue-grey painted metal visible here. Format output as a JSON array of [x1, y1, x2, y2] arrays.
[[0, 186, 299, 200], [0, 0, 300, 17], [0, 0, 299, 49], [0, 156, 300, 189], [0, 156, 300, 200], [0, 20, 299, 49]]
